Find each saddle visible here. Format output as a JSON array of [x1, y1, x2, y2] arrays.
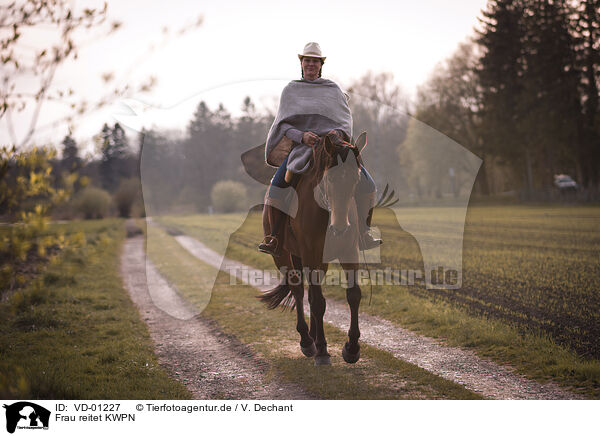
[[262, 181, 360, 264]]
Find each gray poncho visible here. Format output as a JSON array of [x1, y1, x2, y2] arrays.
[[265, 78, 352, 173]]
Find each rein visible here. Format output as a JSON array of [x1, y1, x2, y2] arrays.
[[310, 135, 358, 210]]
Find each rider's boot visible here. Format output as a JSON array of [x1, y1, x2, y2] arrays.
[[258, 202, 287, 257], [259, 172, 300, 256], [356, 191, 383, 251]]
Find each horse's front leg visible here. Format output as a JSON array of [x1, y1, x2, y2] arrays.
[[307, 267, 330, 366], [341, 263, 361, 363], [307, 285, 316, 341]]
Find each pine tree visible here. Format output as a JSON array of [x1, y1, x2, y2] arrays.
[[98, 122, 131, 192], [476, 0, 528, 188], [184, 101, 224, 210], [61, 135, 81, 172], [573, 0, 600, 188], [519, 0, 581, 189]]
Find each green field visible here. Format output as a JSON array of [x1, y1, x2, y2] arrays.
[[435, 206, 599, 357], [155, 205, 600, 396]]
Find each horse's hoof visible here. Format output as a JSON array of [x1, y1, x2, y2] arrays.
[[342, 342, 360, 364], [301, 342, 317, 357], [314, 354, 331, 366]]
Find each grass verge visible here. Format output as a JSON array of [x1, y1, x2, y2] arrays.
[[0, 219, 191, 399]]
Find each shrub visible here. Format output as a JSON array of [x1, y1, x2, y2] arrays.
[[114, 178, 141, 218], [0, 146, 73, 295], [210, 180, 248, 213], [131, 195, 146, 218], [72, 186, 113, 219]]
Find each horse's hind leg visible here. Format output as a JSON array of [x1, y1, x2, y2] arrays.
[[341, 264, 361, 363], [290, 255, 315, 357]]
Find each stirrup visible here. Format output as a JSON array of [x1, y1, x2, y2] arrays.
[[359, 231, 382, 251]]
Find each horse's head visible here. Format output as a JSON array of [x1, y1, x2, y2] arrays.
[[315, 131, 367, 235]]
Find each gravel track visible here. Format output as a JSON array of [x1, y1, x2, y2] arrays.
[[120, 235, 315, 400]]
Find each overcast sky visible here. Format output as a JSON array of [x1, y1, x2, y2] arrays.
[[2, 0, 489, 155]]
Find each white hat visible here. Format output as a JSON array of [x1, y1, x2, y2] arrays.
[[298, 42, 326, 61]]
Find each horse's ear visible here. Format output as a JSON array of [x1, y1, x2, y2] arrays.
[[324, 134, 336, 156], [355, 131, 367, 153]]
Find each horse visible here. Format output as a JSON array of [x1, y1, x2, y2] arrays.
[[259, 131, 368, 366]]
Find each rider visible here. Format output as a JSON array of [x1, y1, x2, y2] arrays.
[[258, 42, 382, 256]]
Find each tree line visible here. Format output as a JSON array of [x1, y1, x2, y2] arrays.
[[1, 72, 412, 220], [412, 0, 599, 198], [4, 0, 599, 217]]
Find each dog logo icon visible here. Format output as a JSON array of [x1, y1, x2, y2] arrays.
[[3, 402, 50, 434]]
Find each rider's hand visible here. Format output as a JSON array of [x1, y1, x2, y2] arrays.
[[302, 131, 319, 147]]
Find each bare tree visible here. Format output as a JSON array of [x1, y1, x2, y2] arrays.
[[346, 72, 410, 195], [0, 0, 202, 148]]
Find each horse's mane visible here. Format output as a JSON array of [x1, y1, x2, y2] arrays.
[[307, 134, 363, 186], [309, 140, 333, 186]]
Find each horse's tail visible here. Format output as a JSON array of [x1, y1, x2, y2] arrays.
[[257, 282, 296, 311], [375, 183, 399, 208]]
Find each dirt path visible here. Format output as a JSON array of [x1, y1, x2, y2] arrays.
[[120, 235, 314, 400], [174, 234, 582, 400]]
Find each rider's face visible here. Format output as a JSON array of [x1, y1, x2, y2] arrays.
[[301, 56, 322, 80]]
